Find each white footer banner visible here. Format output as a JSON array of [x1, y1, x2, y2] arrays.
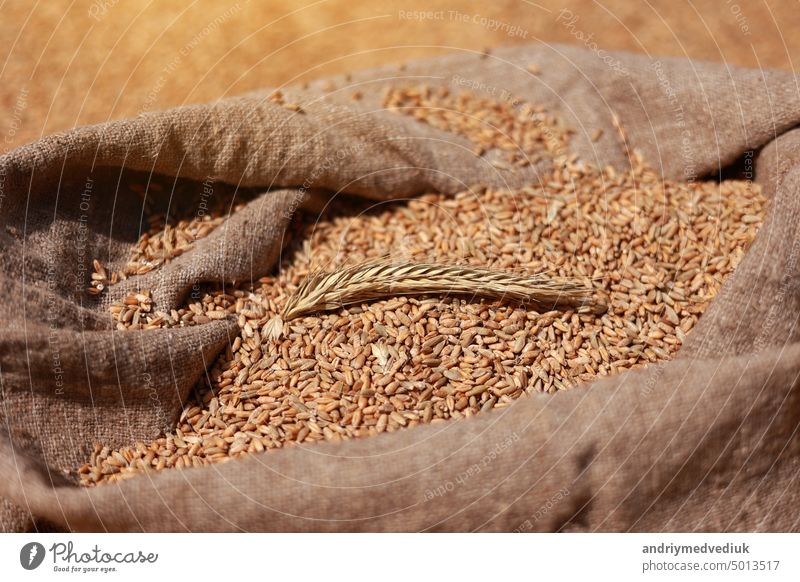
[[1, 533, 797, 581]]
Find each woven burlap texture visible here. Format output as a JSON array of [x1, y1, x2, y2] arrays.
[[1, 43, 798, 532]]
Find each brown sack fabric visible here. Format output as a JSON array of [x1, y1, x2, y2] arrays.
[[1, 43, 799, 532]]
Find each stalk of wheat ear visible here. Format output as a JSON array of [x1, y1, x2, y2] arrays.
[[281, 259, 601, 320]]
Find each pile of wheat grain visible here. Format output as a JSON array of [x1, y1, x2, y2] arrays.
[[383, 84, 573, 165], [78, 149, 765, 485], [90, 178, 254, 296], [77, 85, 766, 485]]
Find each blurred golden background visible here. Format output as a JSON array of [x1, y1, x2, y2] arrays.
[[0, 0, 794, 152]]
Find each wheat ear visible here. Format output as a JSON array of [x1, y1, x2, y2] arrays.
[[281, 259, 601, 320]]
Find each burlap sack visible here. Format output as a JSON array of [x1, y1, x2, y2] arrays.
[[1, 43, 799, 532]]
